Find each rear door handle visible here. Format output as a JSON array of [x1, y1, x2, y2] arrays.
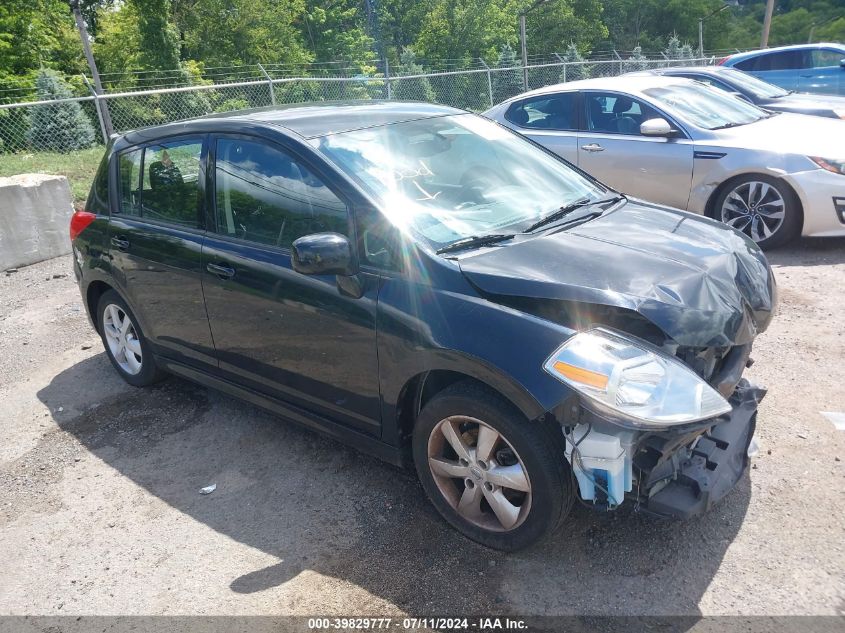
[[580, 143, 604, 152], [110, 236, 130, 251], [206, 262, 235, 279]]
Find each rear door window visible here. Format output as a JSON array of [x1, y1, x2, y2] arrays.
[[212, 137, 348, 248], [505, 93, 579, 130], [116, 138, 204, 228], [140, 140, 203, 228]]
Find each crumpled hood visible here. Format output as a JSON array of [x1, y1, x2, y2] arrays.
[[458, 202, 777, 347]]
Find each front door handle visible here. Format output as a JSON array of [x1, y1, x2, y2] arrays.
[[580, 143, 604, 152], [110, 236, 130, 251], [206, 262, 235, 279]]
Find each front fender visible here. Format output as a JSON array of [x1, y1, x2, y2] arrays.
[[376, 272, 577, 445]]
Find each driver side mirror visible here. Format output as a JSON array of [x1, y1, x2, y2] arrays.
[[840, 58, 845, 69], [292, 232, 357, 276], [640, 118, 676, 137]]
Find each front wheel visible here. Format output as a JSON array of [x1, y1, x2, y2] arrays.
[[713, 175, 801, 250], [413, 381, 572, 551]]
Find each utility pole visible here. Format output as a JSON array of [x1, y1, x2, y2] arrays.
[[761, 0, 775, 48], [70, 0, 113, 135], [520, 14, 528, 90], [518, 0, 549, 91]]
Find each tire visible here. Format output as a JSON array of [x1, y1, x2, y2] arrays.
[[712, 174, 802, 250], [97, 289, 166, 387], [412, 381, 572, 551]]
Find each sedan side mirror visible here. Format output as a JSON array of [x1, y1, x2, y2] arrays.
[[640, 118, 675, 137], [840, 58, 845, 69], [292, 232, 357, 276]]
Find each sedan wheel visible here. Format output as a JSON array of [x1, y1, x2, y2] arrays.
[[102, 303, 143, 375], [715, 175, 801, 249], [428, 416, 532, 532]]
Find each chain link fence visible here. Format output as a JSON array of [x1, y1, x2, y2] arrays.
[[0, 56, 713, 154]]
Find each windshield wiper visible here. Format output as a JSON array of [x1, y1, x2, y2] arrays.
[[436, 233, 515, 254], [525, 195, 625, 233]]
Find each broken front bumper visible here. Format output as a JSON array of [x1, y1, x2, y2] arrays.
[[640, 380, 765, 519]]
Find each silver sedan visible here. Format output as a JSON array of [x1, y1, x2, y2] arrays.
[[484, 76, 845, 248]]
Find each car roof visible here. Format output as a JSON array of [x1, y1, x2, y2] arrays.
[[118, 100, 466, 144], [726, 42, 845, 63], [502, 75, 692, 102]]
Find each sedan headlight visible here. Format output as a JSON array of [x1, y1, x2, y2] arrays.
[[810, 156, 845, 175], [544, 329, 731, 428]]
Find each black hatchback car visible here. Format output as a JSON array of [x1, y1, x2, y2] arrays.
[[71, 101, 775, 550]]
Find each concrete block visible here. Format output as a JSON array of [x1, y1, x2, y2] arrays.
[[0, 174, 75, 271]]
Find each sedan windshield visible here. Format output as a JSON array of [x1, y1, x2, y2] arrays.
[[644, 82, 771, 130], [313, 114, 606, 249], [720, 69, 789, 99]]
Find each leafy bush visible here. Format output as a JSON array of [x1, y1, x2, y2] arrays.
[[622, 46, 648, 72], [27, 70, 96, 152]]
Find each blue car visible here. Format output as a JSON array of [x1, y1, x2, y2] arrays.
[[720, 43, 845, 96]]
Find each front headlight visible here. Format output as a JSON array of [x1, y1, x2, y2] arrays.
[[544, 329, 731, 428], [809, 156, 845, 175]]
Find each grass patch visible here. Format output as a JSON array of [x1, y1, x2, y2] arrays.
[[0, 146, 104, 206]]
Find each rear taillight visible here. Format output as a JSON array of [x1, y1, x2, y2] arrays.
[[716, 56, 729, 65], [69, 210, 96, 242]]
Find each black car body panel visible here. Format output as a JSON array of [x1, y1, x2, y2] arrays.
[[71, 102, 776, 523]]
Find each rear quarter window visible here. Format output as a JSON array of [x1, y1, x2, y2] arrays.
[[85, 151, 111, 215]]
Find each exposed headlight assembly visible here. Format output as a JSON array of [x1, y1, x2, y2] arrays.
[[544, 329, 732, 429], [810, 156, 845, 175]]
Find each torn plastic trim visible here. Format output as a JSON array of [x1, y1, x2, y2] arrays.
[[638, 379, 766, 519]]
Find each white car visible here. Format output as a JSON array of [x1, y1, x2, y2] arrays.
[[484, 76, 845, 248]]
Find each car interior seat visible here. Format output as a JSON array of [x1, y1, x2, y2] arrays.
[[611, 97, 640, 135]]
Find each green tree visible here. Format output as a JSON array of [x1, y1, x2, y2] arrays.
[[393, 48, 435, 101], [560, 42, 589, 81], [492, 43, 522, 102], [622, 45, 648, 72], [27, 69, 96, 151]]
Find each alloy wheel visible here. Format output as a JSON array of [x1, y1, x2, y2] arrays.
[[102, 303, 143, 375], [720, 180, 785, 243], [427, 416, 532, 532]]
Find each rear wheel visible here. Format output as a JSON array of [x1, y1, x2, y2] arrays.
[[413, 381, 572, 551], [713, 174, 801, 249], [97, 290, 166, 387]]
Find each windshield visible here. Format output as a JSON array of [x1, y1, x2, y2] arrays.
[[720, 69, 789, 98], [644, 82, 771, 130], [313, 114, 606, 248]]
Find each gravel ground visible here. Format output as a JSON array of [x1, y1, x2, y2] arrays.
[[0, 241, 843, 618]]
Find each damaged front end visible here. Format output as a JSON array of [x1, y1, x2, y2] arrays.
[[548, 329, 766, 519]]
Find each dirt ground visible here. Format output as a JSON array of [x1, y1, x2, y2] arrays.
[[0, 239, 843, 618]]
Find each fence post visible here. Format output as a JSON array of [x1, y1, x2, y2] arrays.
[[613, 49, 623, 75], [479, 59, 493, 107], [553, 53, 566, 83], [257, 63, 276, 106], [384, 58, 392, 99], [81, 75, 109, 143]]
